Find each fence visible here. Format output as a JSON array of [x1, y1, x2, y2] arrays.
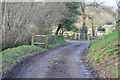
[[31, 33, 48, 48]]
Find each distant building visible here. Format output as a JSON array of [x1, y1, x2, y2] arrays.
[[102, 24, 115, 34], [96, 24, 115, 36]]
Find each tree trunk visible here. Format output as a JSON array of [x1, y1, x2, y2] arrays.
[[92, 19, 95, 37], [80, 2, 86, 40], [116, 9, 120, 31], [55, 24, 62, 35], [82, 18, 86, 40], [92, 26, 95, 37], [61, 27, 64, 36], [2, 2, 7, 50]]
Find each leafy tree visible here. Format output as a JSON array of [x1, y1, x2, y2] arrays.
[[71, 26, 79, 32], [55, 2, 81, 35]]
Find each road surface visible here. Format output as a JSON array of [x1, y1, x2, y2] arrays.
[[16, 40, 92, 78]]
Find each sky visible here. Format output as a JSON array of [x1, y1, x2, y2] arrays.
[[86, 0, 118, 8], [1, 0, 119, 8]]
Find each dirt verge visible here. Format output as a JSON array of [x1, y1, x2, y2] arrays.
[[83, 50, 116, 78]]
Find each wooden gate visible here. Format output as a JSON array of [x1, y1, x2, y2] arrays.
[[31, 33, 48, 48]]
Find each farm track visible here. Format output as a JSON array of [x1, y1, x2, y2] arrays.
[[16, 40, 93, 78]]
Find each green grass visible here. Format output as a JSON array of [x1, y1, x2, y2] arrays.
[[88, 31, 120, 78], [1, 45, 45, 72], [0, 53, 2, 74], [88, 31, 119, 60], [48, 39, 68, 48], [48, 36, 68, 48], [1, 36, 68, 73]]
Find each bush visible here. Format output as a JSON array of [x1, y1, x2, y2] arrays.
[[48, 35, 67, 48]]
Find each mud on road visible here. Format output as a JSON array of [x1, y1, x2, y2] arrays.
[[14, 41, 93, 78]]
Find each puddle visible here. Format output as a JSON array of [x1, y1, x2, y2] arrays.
[[78, 57, 93, 78], [75, 50, 93, 78]]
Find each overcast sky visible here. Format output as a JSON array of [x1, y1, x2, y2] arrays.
[[86, 0, 118, 8], [1, 0, 119, 8]]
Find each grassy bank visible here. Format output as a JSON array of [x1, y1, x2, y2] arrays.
[[1, 37, 67, 74], [87, 31, 120, 78], [48, 36, 68, 48], [1, 45, 45, 73]]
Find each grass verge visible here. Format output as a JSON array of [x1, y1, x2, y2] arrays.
[[1, 37, 67, 74], [1, 45, 45, 73], [87, 31, 120, 78], [48, 39, 68, 48]]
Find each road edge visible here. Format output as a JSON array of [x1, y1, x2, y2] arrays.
[[2, 43, 69, 78]]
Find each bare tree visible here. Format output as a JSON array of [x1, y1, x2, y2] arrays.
[[1, 2, 68, 50]]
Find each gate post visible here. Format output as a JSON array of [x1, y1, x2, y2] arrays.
[[87, 34, 90, 42], [31, 33, 35, 45], [45, 34, 48, 48]]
